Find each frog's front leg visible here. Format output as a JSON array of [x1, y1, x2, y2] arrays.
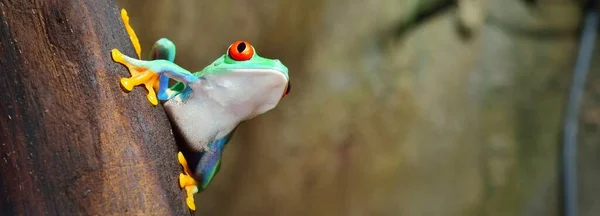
[[111, 47, 198, 103], [113, 9, 162, 105], [112, 50, 198, 83]]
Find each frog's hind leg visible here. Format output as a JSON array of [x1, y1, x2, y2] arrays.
[[178, 151, 199, 211], [150, 38, 176, 61], [177, 133, 233, 211]]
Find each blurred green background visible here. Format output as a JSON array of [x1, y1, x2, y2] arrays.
[[116, 0, 600, 215]]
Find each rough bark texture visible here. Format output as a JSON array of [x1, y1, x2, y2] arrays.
[[0, 1, 187, 215]]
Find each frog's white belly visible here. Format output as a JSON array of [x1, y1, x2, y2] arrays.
[[162, 69, 287, 151], [163, 90, 240, 152]]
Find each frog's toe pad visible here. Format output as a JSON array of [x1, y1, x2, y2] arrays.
[[179, 173, 189, 188], [177, 152, 187, 167], [179, 172, 197, 187], [184, 185, 198, 211], [120, 78, 134, 91], [186, 194, 196, 211], [146, 92, 158, 106], [179, 175, 199, 211], [111, 49, 140, 75], [111, 49, 126, 63]]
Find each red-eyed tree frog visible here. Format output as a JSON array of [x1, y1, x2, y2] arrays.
[[110, 9, 290, 211]]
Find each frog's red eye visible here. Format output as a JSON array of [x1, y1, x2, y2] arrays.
[[282, 82, 291, 98], [228, 40, 254, 61]]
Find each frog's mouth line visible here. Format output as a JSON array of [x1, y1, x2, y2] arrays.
[[225, 68, 289, 81], [164, 68, 289, 103], [213, 65, 289, 78], [212, 69, 289, 96]]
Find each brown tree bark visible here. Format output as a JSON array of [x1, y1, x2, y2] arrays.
[[0, 1, 188, 215]]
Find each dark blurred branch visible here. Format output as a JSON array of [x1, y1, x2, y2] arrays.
[[393, 0, 453, 37], [0, 1, 187, 215], [563, 2, 598, 216]]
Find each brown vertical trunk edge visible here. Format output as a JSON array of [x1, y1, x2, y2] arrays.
[[0, 1, 188, 215]]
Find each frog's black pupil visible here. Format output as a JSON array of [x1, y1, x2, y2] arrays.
[[237, 42, 246, 53]]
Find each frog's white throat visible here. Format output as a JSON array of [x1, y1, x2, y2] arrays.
[[163, 69, 287, 151], [196, 69, 288, 118]]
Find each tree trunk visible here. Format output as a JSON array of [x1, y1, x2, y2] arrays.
[[0, 1, 188, 215]]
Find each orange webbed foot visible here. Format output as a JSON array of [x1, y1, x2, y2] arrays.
[[178, 151, 199, 211]]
